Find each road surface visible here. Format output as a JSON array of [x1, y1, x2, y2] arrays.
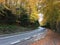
[[0, 27, 47, 45]]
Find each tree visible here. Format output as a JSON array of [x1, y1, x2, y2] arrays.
[[40, 0, 60, 32], [0, 0, 40, 28], [0, 6, 16, 24], [18, 6, 30, 27], [18, 0, 40, 28], [25, 0, 39, 22]]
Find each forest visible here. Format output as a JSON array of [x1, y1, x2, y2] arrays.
[[0, 0, 60, 34], [0, 0, 40, 34]]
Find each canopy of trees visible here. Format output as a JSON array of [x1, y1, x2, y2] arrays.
[[0, 0, 60, 32], [40, 0, 60, 32], [0, 0, 40, 28]]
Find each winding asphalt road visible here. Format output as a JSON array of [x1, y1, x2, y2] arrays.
[[0, 27, 47, 45]]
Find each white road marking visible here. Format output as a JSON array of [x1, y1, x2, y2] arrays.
[[24, 37, 31, 40], [0, 35, 20, 39], [0, 27, 44, 39], [10, 40, 21, 44], [0, 32, 29, 39]]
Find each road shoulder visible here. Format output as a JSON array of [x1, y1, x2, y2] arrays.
[[30, 29, 60, 45]]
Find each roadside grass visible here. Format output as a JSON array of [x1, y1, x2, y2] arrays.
[[0, 24, 34, 35]]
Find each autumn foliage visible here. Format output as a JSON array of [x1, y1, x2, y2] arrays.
[[40, 0, 60, 32], [0, 0, 39, 28]]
